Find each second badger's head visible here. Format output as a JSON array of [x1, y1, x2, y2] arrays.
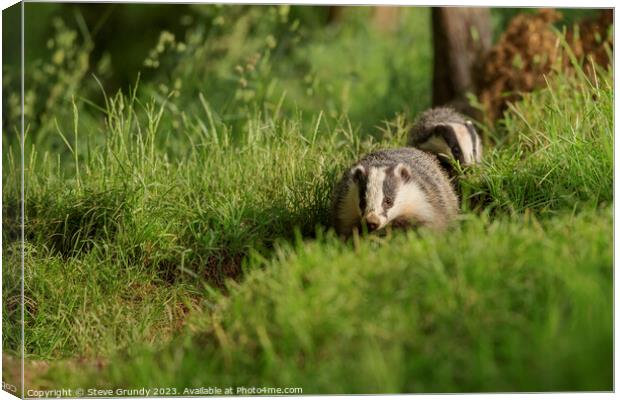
[[413, 121, 482, 168], [348, 162, 429, 232]]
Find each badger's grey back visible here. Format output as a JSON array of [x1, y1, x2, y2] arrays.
[[409, 107, 467, 145]]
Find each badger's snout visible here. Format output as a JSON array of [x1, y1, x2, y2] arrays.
[[363, 212, 383, 232]]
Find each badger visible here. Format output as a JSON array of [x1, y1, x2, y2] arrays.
[[331, 147, 458, 236], [408, 107, 482, 173]]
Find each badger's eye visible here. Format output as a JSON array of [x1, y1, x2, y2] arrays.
[[451, 146, 461, 156], [383, 197, 394, 208]]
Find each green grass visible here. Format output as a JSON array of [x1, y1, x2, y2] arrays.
[[2, 5, 613, 394], [57, 208, 613, 393], [462, 66, 613, 216]]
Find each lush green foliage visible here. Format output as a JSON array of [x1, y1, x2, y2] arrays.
[[2, 4, 612, 394], [67, 208, 613, 393], [462, 64, 613, 215]]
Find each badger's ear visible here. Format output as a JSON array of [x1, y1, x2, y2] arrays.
[[350, 164, 367, 182], [394, 163, 412, 182]]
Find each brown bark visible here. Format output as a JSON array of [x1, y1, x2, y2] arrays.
[[432, 7, 492, 116], [372, 7, 400, 33], [327, 6, 344, 24]]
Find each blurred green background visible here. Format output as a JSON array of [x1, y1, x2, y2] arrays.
[[4, 4, 598, 87], [2, 4, 600, 145]]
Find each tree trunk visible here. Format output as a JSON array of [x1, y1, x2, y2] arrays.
[[327, 6, 343, 24], [432, 7, 492, 116], [372, 7, 400, 33]]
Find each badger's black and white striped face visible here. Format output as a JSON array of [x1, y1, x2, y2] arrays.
[[417, 121, 482, 167], [347, 164, 431, 232]]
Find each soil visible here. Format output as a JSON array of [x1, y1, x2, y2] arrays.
[[476, 9, 613, 123]]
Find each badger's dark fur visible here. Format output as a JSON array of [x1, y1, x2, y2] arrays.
[[408, 107, 482, 173], [331, 148, 458, 236]]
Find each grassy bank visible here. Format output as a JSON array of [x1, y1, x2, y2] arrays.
[[39, 207, 611, 393]]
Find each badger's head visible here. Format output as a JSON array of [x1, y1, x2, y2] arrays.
[[417, 121, 482, 168], [349, 163, 429, 233]]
